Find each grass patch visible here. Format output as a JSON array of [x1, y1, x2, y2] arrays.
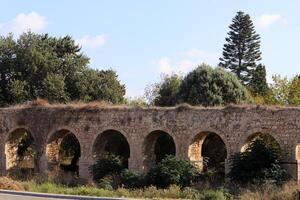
[[20, 181, 228, 199]]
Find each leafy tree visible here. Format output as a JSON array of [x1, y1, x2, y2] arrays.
[[0, 32, 125, 106], [154, 74, 182, 106], [146, 155, 199, 188], [265, 75, 290, 105], [248, 64, 269, 96], [76, 69, 125, 103], [219, 11, 262, 85], [288, 75, 300, 105], [42, 73, 69, 103], [178, 64, 248, 106], [10, 80, 29, 104]]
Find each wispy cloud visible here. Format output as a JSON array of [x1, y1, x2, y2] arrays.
[[254, 14, 287, 29], [157, 49, 219, 75], [0, 12, 47, 36], [77, 34, 107, 48]]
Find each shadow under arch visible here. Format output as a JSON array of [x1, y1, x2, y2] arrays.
[[143, 130, 176, 171], [188, 131, 227, 175], [92, 129, 130, 168], [46, 129, 81, 178], [5, 128, 36, 178]]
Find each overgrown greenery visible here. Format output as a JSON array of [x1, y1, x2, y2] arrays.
[[229, 136, 290, 185], [146, 155, 199, 188], [90, 155, 199, 189], [0, 32, 125, 106]]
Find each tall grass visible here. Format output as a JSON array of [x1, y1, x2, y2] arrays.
[[20, 181, 229, 199]]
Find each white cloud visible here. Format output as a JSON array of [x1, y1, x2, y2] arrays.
[[158, 57, 173, 74], [254, 14, 287, 29], [0, 12, 47, 35], [77, 34, 107, 48], [157, 49, 219, 75]]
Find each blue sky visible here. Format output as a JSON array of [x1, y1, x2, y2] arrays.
[[1, 0, 299, 97]]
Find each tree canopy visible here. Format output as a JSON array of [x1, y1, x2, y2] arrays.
[[0, 32, 125, 106], [178, 64, 248, 106], [148, 64, 248, 107], [154, 74, 182, 106]]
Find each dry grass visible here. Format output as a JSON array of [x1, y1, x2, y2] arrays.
[[0, 177, 24, 191], [3, 98, 300, 112], [238, 182, 300, 200]]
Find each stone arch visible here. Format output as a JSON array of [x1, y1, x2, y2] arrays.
[[92, 129, 130, 168], [188, 131, 227, 174], [5, 128, 36, 177], [240, 128, 283, 153], [143, 130, 176, 171], [241, 132, 282, 158], [46, 129, 81, 178]]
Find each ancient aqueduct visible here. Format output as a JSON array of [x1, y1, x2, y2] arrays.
[[1, 104, 300, 182]]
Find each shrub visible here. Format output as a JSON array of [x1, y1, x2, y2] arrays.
[[120, 169, 145, 188], [146, 155, 199, 188], [228, 138, 290, 185], [89, 155, 125, 182]]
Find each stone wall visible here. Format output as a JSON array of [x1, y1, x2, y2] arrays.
[[0, 104, 299, 182]]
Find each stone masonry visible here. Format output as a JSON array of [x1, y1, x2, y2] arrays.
[[0, 104, 300, 182]]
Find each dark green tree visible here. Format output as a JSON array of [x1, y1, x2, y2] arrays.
[[219, 11, 262, 85], [76, 69, 125, 103], [0, 32, 125, 105], [248, 64, 269, 96], [42, 73, 69, 103], [178, 64, 248, 106], [154, 74, 182, 106], [229, 137, 290, 185]]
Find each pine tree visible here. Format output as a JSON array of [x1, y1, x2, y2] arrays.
[[219, 11, 262, 85], [249, 64, 269, 96]]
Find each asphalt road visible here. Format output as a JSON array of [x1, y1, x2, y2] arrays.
[[0, 192, 126, 200], [0, 193, 70, 200]]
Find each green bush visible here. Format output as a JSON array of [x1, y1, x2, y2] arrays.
[[89, 155, 125, 182], [228, 138, 290, 185], [146, 155, 199, 188], [120, 169, 145, 188]]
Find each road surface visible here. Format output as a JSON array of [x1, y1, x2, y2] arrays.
[[0, 193, 69, 200], [0, 191, 125, 200]]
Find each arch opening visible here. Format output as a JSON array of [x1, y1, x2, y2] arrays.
[[188, 132, 227, 177], [143, 130, 176, 171], [241, 132, 281, 159], [93, 130, 130, 168], [5, 128, 36, 179], [46, 130, 81, 179]]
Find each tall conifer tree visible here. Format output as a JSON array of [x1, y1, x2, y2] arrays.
[[219, 11, 262, 85]]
